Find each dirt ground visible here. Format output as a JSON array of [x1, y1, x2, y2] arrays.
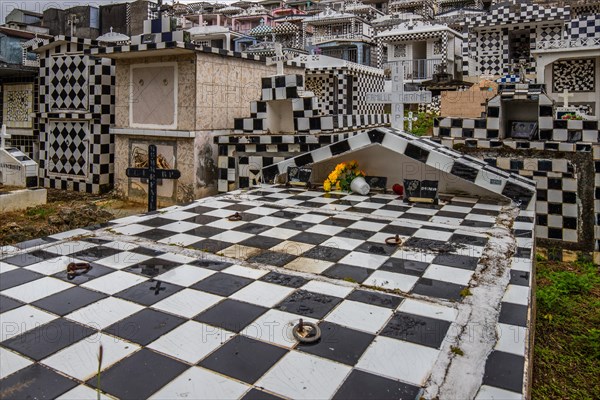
[[0, 188, 147, 246]]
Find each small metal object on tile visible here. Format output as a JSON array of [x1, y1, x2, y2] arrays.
[[385, 234, 403, 246], [228, 212, 243, 221], [66, 262, 92, 280], [293, 319, 321, 343]]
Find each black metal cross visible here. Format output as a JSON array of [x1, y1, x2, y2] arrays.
[[126, 144, 181, 212]]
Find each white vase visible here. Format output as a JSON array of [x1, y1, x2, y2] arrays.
[[350, 176, 370, 195]]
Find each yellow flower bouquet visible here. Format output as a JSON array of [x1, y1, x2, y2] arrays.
[[323, 161, 366, 192]]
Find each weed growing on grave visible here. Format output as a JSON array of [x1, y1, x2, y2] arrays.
[[459, 287, 472, 297], [533, 256, 600, 399], [25, 206, 56, 218], [450, 346, 464, 356]]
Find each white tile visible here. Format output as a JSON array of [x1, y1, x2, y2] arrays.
[[413, 229, 453, 241], [363, 270, 419, 292], [2, 277, 73, 303], [155, 265, 215, 287], [231, 281, 294, 307], [269, 241, 314, 256], [397, 299, 458, 322], [338, 252, 388, 269], [325, 300, 392, 334], [252, 216, 288, 227], [42, 333, 140, 381], [204, 208, 241, 218], [158, 233, 200, 246], [44, 241, 98, 256], [160, 221, 201, 233], [48, 229, 91, 240], [101, 241, 138, 251], [284, 257, 333, 274], [95, 251, 152, 269], [203, 199, 242, 209], [244, 309, 317, 348], [349, 221, 386, 232], [206, 218, 247, 230], [495, 323, 527, 356], [404, 207, 439, 216], [502, 285, 530, 306], [357, 336, 439, 385], [148, 321, 234, 364], [256, 351, 351, 400], [306, 224, 345, 236], [57, 385, 115, 400], [65, 297, 143, 329], [0, 261, 18, 274], [422, 264, 474, 286], [157, 252, 196, 264], [321, 237, 363, 251], [261, 227, 299, 240], [301, 280, 353, 298], [152, 288, 223, 318], [475, 385, 523, 400], [0, 347, 33, 379], [245, 206, 279, 216], [210, 231, 253, 244], [511, 257, 532, 273], [149, 366, 249, 400], [160, 210, 198, 221], [371, 209, 403, 219], [110, 224, 153, 236], [82, 271, 147, 295], [25, 256, 86, 275], [0, 305, 58, 342], [294, 213, 329, 223]]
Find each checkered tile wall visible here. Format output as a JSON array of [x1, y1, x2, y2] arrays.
[[568, 14, 600, 39]]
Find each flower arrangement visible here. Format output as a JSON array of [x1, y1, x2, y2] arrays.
[[323, 161, 366, 192], [561, 113, 583, 120]]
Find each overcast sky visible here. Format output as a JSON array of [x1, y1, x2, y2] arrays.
[[0, 0, 244, 24]]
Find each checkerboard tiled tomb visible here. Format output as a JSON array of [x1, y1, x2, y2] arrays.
[[30, 36, 116, 194], [434, 84, 600, 257], [0, 178, 536, 399]]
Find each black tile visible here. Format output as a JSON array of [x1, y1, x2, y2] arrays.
[[191, 272, 253, 296], [241, 388, 284, 400], [412, 278, 466, 301], [115, 280, 184, 306], [125, 258, 182, 278], [318, 217, 357, 227], [276, 290, 342, 319], [189, 239, 232, 253], [185, 226, 226, 238], [403, 237, 453, 252], [52, 262, 114, 284], [104, 308, 185, 345], [32, 286, 107, 316], [302, 246, 350, 262], [259, 271, 308, 288], [0, 364, 77, 399], [498, 302, 528, 327], [323, 264, 372, 283], [138, 217, 176, 227], [401, 213, 432, 222], [199, 335, 287, 384], [380, 225, 418, 236], [461, 220, 494, 228], [232, 223, 272, 235], [247, 251, 297, 267], [194, 299, 267, 333], [13, 237, 58, 250], [0, 295, 23, 313], [183, 214, 220, 225], [448, 233, 488, 247], [88, 349, 188, 399], [333, 369, 421, 400], [346, 289, 402, 309], [337, 228, 374, 241], [71, 246, 121, 261], [379, 258, 429, 277], [1, 252, 46, 267], [510, 270, 530, 286], [450, 161, 479, 182], [2, 319, 95, 360], [354, 242, 397, 256], [224, 204, 256, 212], [381, 312, 451, 348], [288, 232, 330, 245], [297, 322, 374, 366], [278, 220, 315, 231], [134, 228, 177, 241], [239, 236, 284, 250], [129, 247, 165, 257], [482, 351, 525, 393], [432, 253, 479, 270], [404, 143, 430, 163], [0, 269, 44, 291], [188, 259, 233, 271]]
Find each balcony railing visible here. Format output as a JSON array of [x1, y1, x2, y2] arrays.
[[321, 47, 359, 63], [535, 37, 600, 50], [384, 59, 448, 80], [311, 33, 371, 45]]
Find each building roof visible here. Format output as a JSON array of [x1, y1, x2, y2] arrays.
[[377, 20, 462, 39], [0, 26, 51, 40]]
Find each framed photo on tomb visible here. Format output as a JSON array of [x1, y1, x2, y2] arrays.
[[2, 83, 34, 131], [128, 140, 178, 202], [130, 62, 178, 129]]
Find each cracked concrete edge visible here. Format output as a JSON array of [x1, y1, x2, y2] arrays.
[[424, 204, 521, 399]]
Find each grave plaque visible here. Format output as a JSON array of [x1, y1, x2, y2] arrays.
[[404, 179, 438, 204], [126, 144, 181, 212], [364, 176, 387, 192], [510, 121, 537, 139], [287, 166, 312, 187]]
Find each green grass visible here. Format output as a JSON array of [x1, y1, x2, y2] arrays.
[[406, 112, 435, 136], [532, 257, 600, 399], [24, 206, 55, 218]]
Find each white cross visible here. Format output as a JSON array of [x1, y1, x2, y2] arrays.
[[267, 42, 291, 76], [0, 124, 10, 149], [366, 63, 432, 130], [558, 88, 574, 108]]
